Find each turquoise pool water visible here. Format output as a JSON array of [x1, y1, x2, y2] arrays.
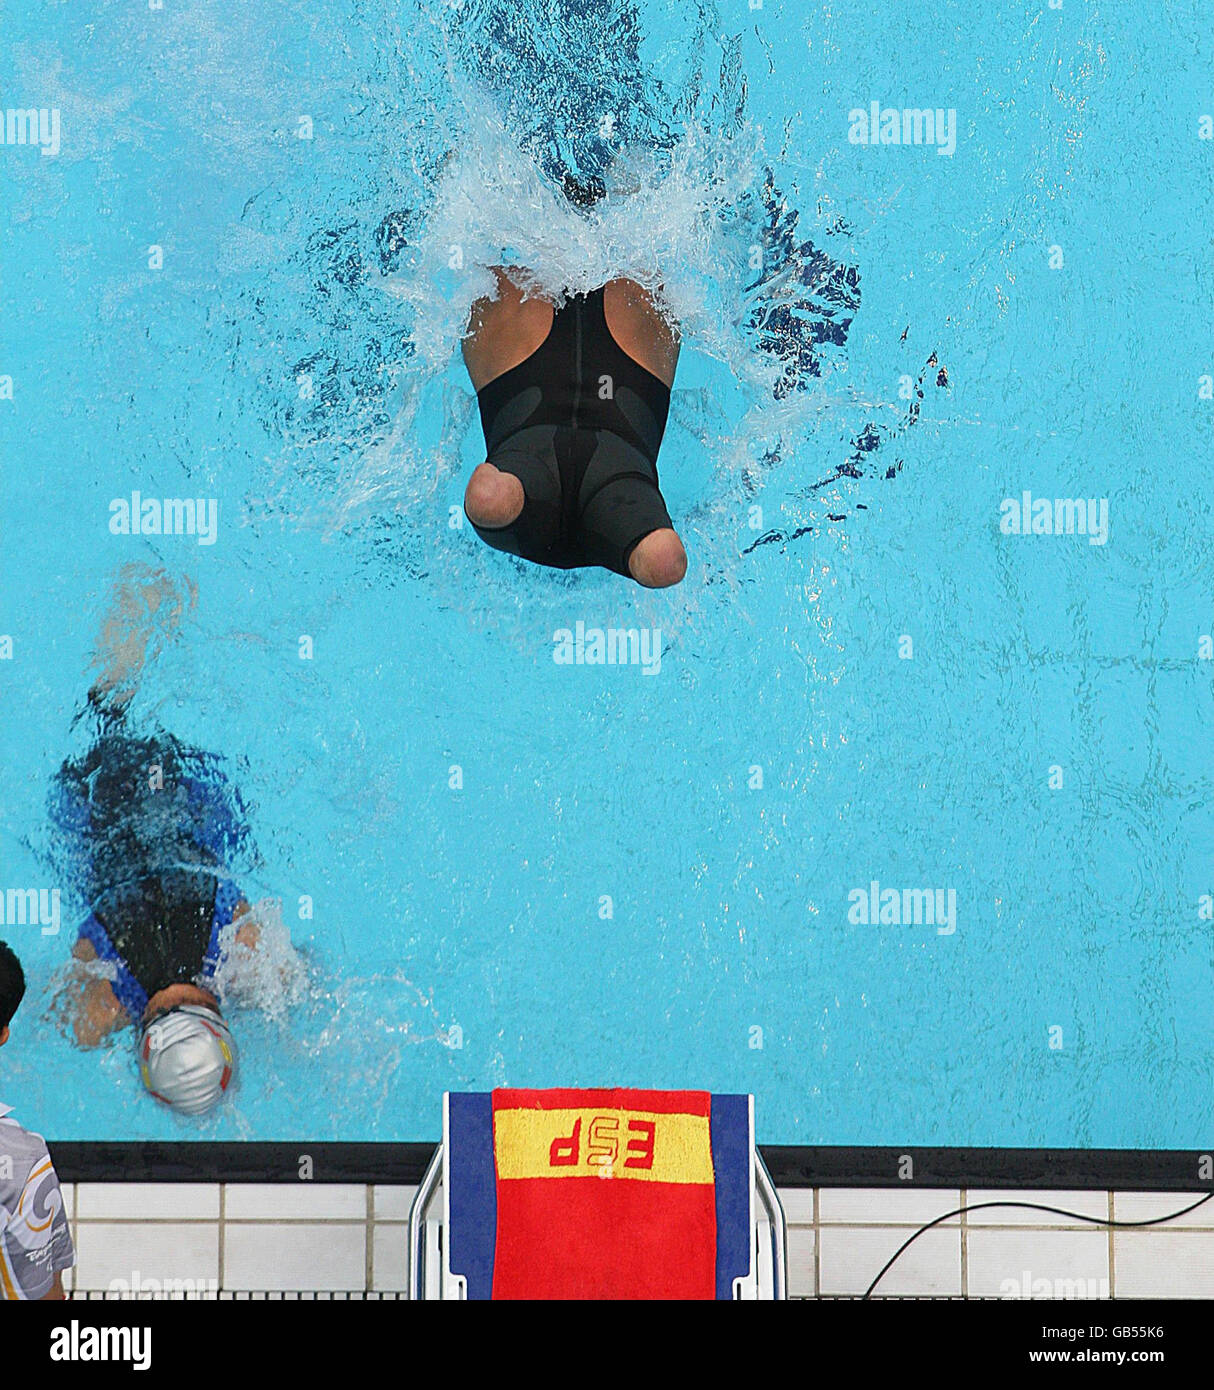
[[1, 0, 1210, 1146]]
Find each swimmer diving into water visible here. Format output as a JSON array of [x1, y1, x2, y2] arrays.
[[461, 255, 686, 588]]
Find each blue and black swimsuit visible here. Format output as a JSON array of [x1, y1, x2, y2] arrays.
[[78, 870, 242, 1020], [51, 701, 250, 1020], [469, 285, 675, 578]]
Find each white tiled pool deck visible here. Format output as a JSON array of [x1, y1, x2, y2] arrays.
[[56, 1184, 1214, 1298]]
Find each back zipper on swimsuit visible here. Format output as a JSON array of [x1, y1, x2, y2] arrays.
[[571, 296, 583, 430]]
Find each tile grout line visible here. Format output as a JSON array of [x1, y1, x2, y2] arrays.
[[960, 1187, 968, 1300], [365, 1184, 375, 1294], [218, 1184, 225, 1293], [1107, 1190, 1115, 1300], [70, 1215, 393, 1224], [845, 1224, 1214, 1231], [813, 1187, 821, 1300]]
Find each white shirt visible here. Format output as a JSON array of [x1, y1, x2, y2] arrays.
[[0, 1102, 75, 1299]]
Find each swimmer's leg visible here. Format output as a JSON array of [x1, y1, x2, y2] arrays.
[[577, 438, 686, 588], [90, 564, 197, 712], [464, 463, 524, 529], [627, 528, 687, 589], [464, 428, 567, 568]]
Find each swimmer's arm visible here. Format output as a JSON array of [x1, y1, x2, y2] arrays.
[[67, 939, 129, 1048], [224, 898, 303, 993], [232, 898, 260, 950], [461, 267, 553, 391], [602, 279, 681, 387]]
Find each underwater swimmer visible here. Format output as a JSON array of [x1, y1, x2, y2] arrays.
[[461, 251, 685, 587], [49, 566, 276, 1116]]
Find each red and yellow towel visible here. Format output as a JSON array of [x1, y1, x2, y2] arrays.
[[489, 1087, 718, 1299]]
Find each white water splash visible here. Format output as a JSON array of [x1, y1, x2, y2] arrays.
[[211, 896, 309, 1022]]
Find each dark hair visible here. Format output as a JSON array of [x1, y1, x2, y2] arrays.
[[0, 940, 26, 1031]]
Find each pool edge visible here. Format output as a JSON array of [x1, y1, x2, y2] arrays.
[[45, 1142, 1214, 1189]]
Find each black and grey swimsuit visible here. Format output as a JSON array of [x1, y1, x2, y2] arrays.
[[469, 286, 675, 578]]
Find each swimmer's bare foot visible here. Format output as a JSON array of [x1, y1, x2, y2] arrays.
[[628, 528, 687, 588], [464, 461, 524, 529]]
